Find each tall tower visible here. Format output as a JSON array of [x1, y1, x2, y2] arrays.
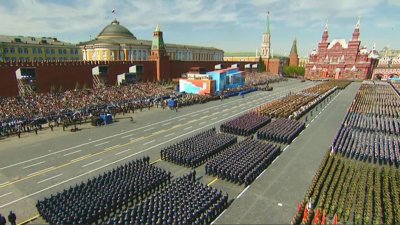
[[149, 24, 170, 81], [289, 37, 299, 67], [150, 24, 167, 58], [260, 11, 271, 59], [352, 17, 360, 41]]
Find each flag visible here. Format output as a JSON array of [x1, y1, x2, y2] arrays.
[[303, 207, 309, 223], [313, 208, 320, 225], [321, 210, 326, 225], [297, 202, 302, 215], [333, 214, 338, 225]]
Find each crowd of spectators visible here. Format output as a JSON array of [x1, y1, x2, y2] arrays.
[[244, 72, 286, 86], [206, 139, 280, 186], [0, 82, 175, 137], [107, 173, 229, 225], [220, 113, 271, 136], [160, 128, 237, 168], [257, 118, 305, 144], [36, 158, 171, 225], [332, 81, 400, 166]]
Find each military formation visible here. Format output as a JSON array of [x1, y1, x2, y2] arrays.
[[206, 139, 280, 186], [107, 174, 229, 225], [220, 113, 271, 136], [257, 118, 305, 144], [332, 81, 400, 166], [160, 128, 237, 168], [254, 80, 350, 119], [36, 159, 171, 225]]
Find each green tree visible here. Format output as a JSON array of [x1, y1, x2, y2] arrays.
[[283, 66, 305, 77], [258, 56, 266, 72]]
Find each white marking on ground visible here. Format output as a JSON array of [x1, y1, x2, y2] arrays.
[[115, 149, 132, 156], [143, 127, 155, 132], [82, 159, 103, 168], [63, 150, 82, 156], [164, 132, 175, 138], [237, 186, 250, 199], [283, 146, 289, 152], [183, 126, 193, 131], [272, 156, 280, 164], [94, 141, 110, 147], [143, 140, 155, 145], [22, 161, 46, 169], [121, 133, 135, 139], [211, 209, 227, 225], [37, 174, 63, 184], [0, 192, 12, 198], [162, 122, 171, 126]]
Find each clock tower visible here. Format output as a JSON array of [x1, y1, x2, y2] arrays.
[[149, 24, 170, 81]]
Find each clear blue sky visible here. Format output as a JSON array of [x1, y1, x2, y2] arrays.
[[0, 0, 399, 57]]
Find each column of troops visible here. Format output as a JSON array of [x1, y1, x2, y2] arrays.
[[36, 159, 171, 225], [220, 113, 271, 136], [332, 82, 400, 167], [257, 118, 305, 144], [206, 139, 280, 186], [160, 128, 237, 168], [107, 173, 229, 225]]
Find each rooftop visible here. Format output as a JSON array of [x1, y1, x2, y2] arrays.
[[0, 35, 76, 46]]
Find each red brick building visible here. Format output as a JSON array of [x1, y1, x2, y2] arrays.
[[305, 19, 377, 80]]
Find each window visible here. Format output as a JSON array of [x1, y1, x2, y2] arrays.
[[74, 49, 78, 54], [25, 57, 30, 61], [38, 57, 43, 61], [4, 48, 9, 54], [46, 48, 50, 54], [5, 57, 10, 62], [63, 49, 67, 54], [11, 57, 16, 62], [19, 57, 24, 61], [18, 48, 23, 54], [46, 57, 51, 61], [10, 48, 15, 53], [58, 49, 62, 54], [38, 48, 43, 54], [24, 48, 28, 54], [33, 57, 37, 61], [70, 49, 74, 54], [51, 49, 55, 54], [32, 48, 37, 54]]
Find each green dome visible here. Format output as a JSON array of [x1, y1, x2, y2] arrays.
[[97, 19, 136, 39]]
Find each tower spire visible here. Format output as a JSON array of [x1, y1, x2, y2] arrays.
[[321, 19, 329, 43], [352, 16, 360, 41], [265, 11, 270, 34], [290, 37, 298, 54], [260, 10, 271, 58]]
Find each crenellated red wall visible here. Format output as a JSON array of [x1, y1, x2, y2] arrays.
[[0, 59, 254, 97]]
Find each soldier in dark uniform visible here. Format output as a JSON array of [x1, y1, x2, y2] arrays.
[[8, 211, 16, 225]]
